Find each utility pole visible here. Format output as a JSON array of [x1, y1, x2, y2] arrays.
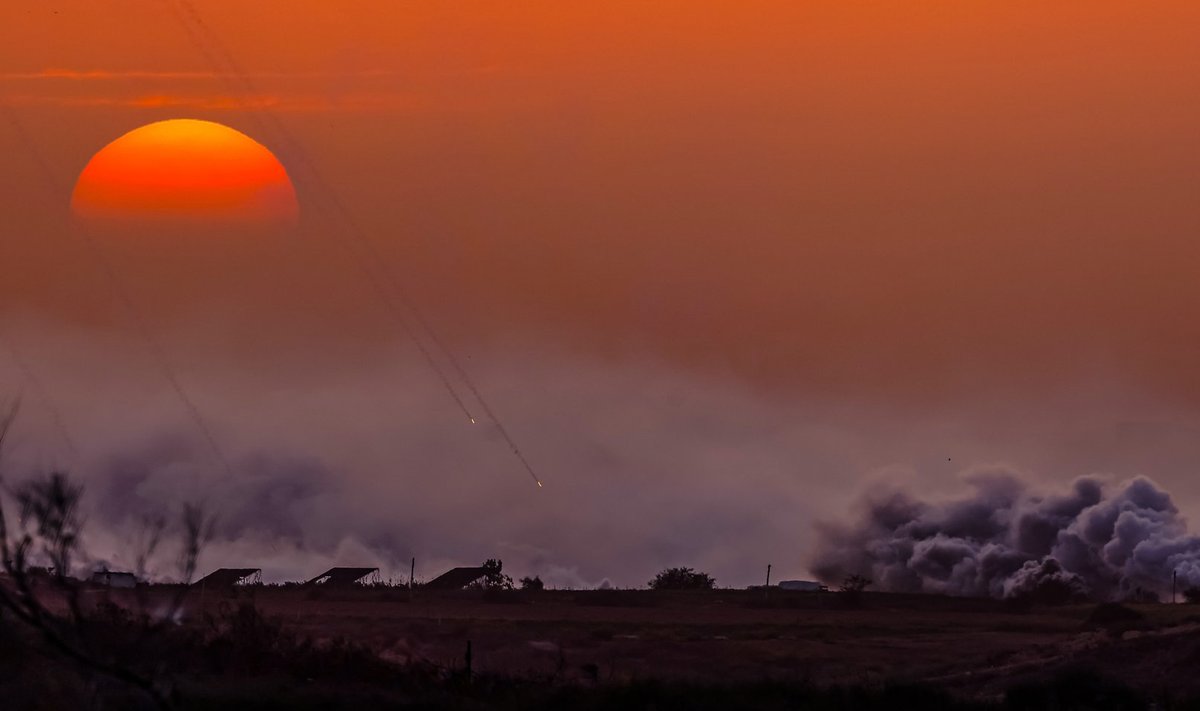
[[1173, 570, 1178, 604], [765, 564, 772, 599], [410, 557, 416, 601]]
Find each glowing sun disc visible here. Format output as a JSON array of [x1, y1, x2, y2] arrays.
[[71, 118, 298, 226]]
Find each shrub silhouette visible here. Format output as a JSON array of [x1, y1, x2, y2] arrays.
[[837, 574, 872, 607], [648, 567, 715, 590], [519, 575, 544, 591], [0, 468, 211, 709], [466, 559, 514, 591]]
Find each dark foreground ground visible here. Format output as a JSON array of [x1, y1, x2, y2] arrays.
[[6, 585, 1200, 709]]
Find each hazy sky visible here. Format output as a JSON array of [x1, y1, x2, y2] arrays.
[[2, 2, 1200, 586]]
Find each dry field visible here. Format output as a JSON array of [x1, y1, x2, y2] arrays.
[[134, 587, 1200, 700], [14, 582, 1200, 708]]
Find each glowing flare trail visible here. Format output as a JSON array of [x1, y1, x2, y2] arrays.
[[162, 0, 547, 487]]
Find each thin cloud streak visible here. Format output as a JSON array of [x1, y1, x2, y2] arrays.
[[0, 68, 408, 81], [1, 92, 426, 113], [0, 66, 513, 81]]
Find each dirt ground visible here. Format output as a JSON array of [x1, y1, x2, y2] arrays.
[[96, 586, 1190, 699]]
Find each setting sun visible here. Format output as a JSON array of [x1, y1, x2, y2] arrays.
[[9, 3, 1200, 705], [70, 118, 298, 226]]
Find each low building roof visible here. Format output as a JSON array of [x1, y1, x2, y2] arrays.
[[305, 567, 378, 587], [424, 566, 488, 590], [194, 568, 262, 587]]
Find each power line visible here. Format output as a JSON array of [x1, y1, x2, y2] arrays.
[[0, 102, 233, 476], [0, 104, 79, 458], [0, 333, 78, 458], [162, 0, 546, 486], [160, 0, 479, 426], [71, 222, 234, 476]]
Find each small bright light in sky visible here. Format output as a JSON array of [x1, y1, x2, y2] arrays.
[[5, 0, 1200, 590]]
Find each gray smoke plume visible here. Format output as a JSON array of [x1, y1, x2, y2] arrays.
[[811, 469, 1200, 600]]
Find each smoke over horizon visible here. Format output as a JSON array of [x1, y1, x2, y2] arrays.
[[4, 307, 1200, 590], [811, 469, 1200, 600], [0, 314, 831, 588], [4, 2, 1200, 601], [4, 222, 1200, 591]]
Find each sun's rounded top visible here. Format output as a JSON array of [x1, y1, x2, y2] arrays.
[[71, 119, 298, 227]]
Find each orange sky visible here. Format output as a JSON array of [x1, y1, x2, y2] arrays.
[[3, 1, 1200, 583], [3, 2, 1199, 397]]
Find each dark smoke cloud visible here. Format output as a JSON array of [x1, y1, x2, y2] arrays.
[[0, 314, 831, 587], [811, 470, 1200, 599], [6, 307, 1200, 589]]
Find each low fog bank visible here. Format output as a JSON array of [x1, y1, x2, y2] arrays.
[[3, 316, 1200, 589]]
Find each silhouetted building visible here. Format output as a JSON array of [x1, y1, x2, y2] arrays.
[[778, 580, 826, 592], [305, 567, 379, 588], [91, 570, 137, 588], [425, 566, 488, 590], [194, 568, 262, 588]]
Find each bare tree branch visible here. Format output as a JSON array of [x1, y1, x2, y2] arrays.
[[0, 406, 210, 710]]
